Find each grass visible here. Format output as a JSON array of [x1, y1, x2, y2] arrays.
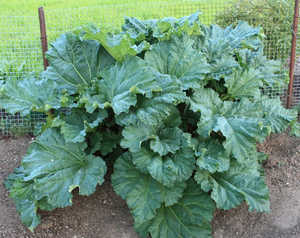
[[0, 0, 227, 13], [0, 0, 230, 76]]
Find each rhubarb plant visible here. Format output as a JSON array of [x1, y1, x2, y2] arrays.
[[1, 12, 299, 237]]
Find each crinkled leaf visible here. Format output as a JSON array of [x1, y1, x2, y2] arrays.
[[150, 127, 182, 156], [132, 135, 195, 187], [195, 95, 270, 161], [224, 21, 264, 50], [5, 167, 54, 231], [123, 11, 203, 43], [0, 77, 60, 116], [81, 56, 158, 114], [145, 34, 210, 90], [52, 108, 108, 143], [236, 49, 288, 89], [199, 114, 266, 162], [116, 73, 186, 126], [152, 11, 203, 41], [195, 159, 270, 212], [190, 87, 222, 117], [121, 122, 163, 152], [112, 152, 187, 223], [195, 139, 230, 173], [99, 130, 122, 156], [75, 22, 150, 62], [200, 36, 238, 80], [22, 128, 107, 208], [225, 67, 263, 99], [145, 178, 215, 238], [260, 97, 298, 133], [43, 32, 115, 93]]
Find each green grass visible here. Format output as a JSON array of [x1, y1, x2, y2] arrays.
[[0, 0, 229, 78], [0, 0, 226, 13]]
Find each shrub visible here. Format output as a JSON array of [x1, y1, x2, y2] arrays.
[[1, 12, 299, 237], [215, 0, 294, 60]]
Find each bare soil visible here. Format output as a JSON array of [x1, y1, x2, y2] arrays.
[[0, 131, 300, 238]]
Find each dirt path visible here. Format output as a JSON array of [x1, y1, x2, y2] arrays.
[[1, 132, 300, 238]]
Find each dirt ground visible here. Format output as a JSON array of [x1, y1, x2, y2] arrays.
[[0, 131, 300, 238]]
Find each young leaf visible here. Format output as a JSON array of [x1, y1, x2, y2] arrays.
[[194, 139, 230, 173], [75, 22, 150, 62], [195, 159, 270, 212], [52, 108, 108, 143], [149, 127, 182, 156], [21, 128, 107, 208]]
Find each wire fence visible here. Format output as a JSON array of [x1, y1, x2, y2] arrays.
[[0, 0, 299, 136]]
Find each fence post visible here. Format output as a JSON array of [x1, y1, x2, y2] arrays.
[[38, 7, 49, 70], [286, 0, 299, 109]]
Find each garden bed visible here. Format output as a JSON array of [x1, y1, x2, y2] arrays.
[[1, 131, 300, 238]]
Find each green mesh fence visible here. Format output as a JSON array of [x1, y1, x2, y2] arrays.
[[0, 0, 299, 136]]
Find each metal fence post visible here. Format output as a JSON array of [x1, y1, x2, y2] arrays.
[[286, 0, 299, 109], [38, 7, 49, 70]]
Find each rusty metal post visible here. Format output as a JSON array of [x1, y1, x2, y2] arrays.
[[38, 7, 49, 70], [286, 0, 299, 109]]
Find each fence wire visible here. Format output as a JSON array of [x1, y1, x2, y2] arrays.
[[0, 0, 299, 136]]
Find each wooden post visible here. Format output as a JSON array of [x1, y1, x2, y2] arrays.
[[286, 0, 299, 109], [38, 7, 49, 70]]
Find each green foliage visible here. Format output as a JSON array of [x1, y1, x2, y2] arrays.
[[1, 12, 299, 237], [215, 0, 294, 60]]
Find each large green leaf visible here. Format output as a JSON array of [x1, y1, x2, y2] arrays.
[[75, 22, 150, 62], [195, 159, 270, 212], [21, 128, 107, 208], [43, 32, 115, 93], [137, 178, 215, 238], [145, 34, 210, 90], [112, 152, 187, 223], [224, 67, 263, 99], [0, 77, 60, 116], [80, 56, 159, 114]]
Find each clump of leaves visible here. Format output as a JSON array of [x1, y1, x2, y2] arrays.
[[1, 12, 299, 237]]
